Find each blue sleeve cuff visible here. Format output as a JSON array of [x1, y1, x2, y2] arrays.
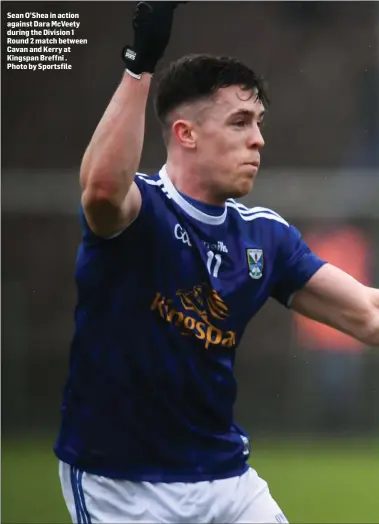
[[272, 252, 327, 307]]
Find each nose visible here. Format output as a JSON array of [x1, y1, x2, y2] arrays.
[[247, 124, 265, 149]]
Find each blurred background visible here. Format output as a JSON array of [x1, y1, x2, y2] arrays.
[[2, 1, 379, 523]]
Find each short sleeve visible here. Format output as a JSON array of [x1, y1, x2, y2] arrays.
[[271, 224, 327, 307], [79, 173, 156, 246]]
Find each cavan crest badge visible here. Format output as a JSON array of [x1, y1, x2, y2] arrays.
[[246, 248, 264, 279]]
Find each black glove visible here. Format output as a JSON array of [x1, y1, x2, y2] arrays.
[[122, 1, 186, 76]]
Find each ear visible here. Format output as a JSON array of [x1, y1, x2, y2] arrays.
[[172, 120, 197, 149]]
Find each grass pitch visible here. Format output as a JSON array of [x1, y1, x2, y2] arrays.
[[2, 436, 378, 523]]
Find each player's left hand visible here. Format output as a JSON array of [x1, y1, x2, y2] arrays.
[[122, 1, 187, 76]]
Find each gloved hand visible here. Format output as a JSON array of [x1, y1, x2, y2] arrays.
[[122, 1, 186, 76]]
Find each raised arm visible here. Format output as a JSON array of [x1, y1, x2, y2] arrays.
[[81, 2, 184, 238], [80, 73, 150, 237], [291, 264, 379, 347]]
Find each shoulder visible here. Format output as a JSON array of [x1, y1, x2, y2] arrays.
[[226, 198, 290, 228], [132, 172, 174, 223], [134, 172, 170, 199]]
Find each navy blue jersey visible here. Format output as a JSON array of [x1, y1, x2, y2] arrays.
[[54, 166, 326, 481]]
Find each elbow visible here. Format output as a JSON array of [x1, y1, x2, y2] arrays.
[[346, 288, 379, 347], [81, 184, 122, 219], [80, 169, 127, 208], [82, 180, 117, 204], [80, 187, 123, 239], [352, 304, 379, 347]]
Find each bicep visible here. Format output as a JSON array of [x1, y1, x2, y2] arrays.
[[82, 181, 142, 238], [291, 264, 372, 337]]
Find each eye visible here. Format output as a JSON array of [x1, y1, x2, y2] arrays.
[[257, 120, 264, 128], [233, 120, 246, 128]]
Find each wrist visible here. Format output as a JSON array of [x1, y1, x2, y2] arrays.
[[122, 69, 152, 91], [126, 69, 143, 80]]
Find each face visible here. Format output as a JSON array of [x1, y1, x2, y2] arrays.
[[188, 85, 265, 201]]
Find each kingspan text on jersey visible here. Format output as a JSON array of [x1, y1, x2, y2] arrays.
[[151, 292, 236, 350]]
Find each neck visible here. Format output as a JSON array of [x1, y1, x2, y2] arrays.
[[165, 159, 225, 206]]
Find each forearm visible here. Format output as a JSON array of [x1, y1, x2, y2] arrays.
[[81, 71, 152, 207], [292, 265, 379, 347]]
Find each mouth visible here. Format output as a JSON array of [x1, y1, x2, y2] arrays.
[[244, 162, 260, 174]]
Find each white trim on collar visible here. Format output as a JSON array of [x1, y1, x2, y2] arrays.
[[158, 165, 227, 226]]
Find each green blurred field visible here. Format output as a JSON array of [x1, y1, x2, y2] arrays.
[[2, 436, 379, 523]]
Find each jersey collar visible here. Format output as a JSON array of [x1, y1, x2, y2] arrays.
[[159, 165, 228, 226]]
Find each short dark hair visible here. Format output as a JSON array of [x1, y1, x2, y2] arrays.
[[154, 54, 269, 129]]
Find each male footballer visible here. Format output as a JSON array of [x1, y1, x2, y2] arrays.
[[54, 2, 379, 523]]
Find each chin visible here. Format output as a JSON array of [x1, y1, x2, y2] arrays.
[[230, 178, 254, 199]]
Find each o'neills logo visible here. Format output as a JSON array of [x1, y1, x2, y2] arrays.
[[150, 284, 236, 350]]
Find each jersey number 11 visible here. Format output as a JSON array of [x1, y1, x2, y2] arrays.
[[206, 251, 222, 278]]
